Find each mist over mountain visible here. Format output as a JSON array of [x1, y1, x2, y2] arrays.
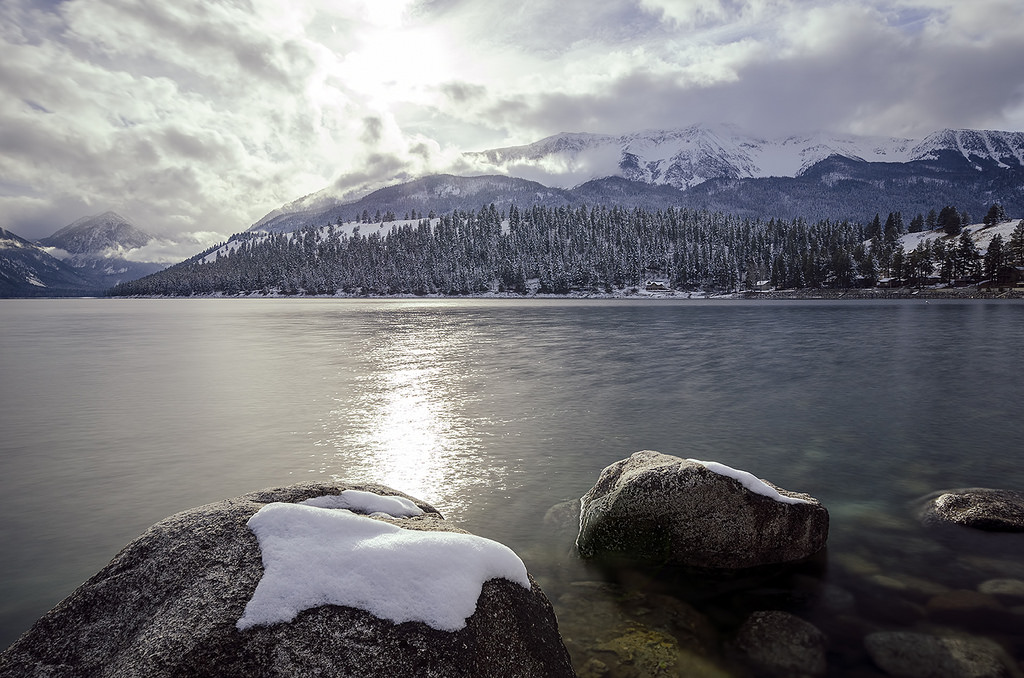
[[37, 211, 167, 289]]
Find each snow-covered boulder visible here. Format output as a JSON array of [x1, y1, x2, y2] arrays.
[[918, 488, 1024, 532], [0, 482, 574, 678], [576, 451, 829, 569]]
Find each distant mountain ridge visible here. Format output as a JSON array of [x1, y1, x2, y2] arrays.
[[0, 227, 100, 296], [470, 125, 1024, 189], [249, 124, 1024, 235]]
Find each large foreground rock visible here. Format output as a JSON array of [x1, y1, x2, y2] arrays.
[[918, 488, 1024, 532], [0, 482, 574, 678], [576, 451, 829, 569]]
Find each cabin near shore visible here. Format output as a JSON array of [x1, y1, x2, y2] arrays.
[[977, 265, 1024, 292]]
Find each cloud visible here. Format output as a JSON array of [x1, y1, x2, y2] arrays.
[[1, 0, 1022, 253]]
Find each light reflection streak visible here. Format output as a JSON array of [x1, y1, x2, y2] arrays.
[[314, 310, 504, 520]]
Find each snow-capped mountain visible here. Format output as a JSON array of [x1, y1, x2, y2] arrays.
[[39, 211, 152, 253], [0, 227, 100, 296], [37, 211, 166, 287], [469, 124, 921, 189], [910, 129, 1024, 169]]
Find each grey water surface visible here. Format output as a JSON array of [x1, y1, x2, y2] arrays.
[[2, 298, 1022, 673]]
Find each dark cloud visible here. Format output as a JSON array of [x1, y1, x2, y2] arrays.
[[361, 117, 384, 144], [468, 4, 1024, 140], [438, 81, 487, 104]]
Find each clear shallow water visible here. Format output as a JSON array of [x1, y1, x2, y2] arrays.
[[1, 298, 1023, 674]]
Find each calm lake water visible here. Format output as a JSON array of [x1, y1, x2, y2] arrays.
[[2, 298, 1023, 674]]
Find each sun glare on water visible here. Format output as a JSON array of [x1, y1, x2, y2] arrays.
[[315, 307, 501, 519]]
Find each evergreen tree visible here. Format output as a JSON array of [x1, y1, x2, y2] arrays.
[[983, 203, 1008, 226], [907, 240, 934, 284], [983, 233, 1007, 279], [956, 230, 980, 280], [866, 214, 882, 240], [1008, 220, 1024, 265], [938, 206, 962, 236]]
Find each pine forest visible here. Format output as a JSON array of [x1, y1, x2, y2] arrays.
[[109, 204, 1024, 297]]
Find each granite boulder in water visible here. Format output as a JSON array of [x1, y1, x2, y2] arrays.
[[576, 451, 829, 569], [918, 488, 1024, 532], [0, 482, 574, 678]]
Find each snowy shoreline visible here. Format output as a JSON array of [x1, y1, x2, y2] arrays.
[[108, 286, 1024, 301]]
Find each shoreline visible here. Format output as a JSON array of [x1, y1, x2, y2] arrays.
[[11, 285, 1024, 301], [109, 287, 1024, 301]]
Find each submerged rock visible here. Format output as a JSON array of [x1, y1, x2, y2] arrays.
[[864, 631, 1019, 678], [0, 482, 574, 678], [576, 451, 829, 569], [918, 488, 1024, 532], [733, 610, 827, 678]]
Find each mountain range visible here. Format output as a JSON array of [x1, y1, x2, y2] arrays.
[[5, 124, 1024, 297], [252, 125, 1024, 234]]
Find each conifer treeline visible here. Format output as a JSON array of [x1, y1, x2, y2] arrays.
[[109, 204, 1024, 296]]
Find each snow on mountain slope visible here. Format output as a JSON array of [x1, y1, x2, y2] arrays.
[[0, 227, 99, 295], [910, 129, 1024, 169], [39, 211, 152, 253], [897, 219, 1022, 254], [207, 219, 439, 263], [468, 124, 919, 189]]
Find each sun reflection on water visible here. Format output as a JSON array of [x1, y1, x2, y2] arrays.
[[314, 310, 503, 521]]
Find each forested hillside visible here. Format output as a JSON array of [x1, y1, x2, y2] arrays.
[[109, 204, 1024, 297]]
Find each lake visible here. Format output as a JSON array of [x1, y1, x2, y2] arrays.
[[2, 298, 1023, 675]]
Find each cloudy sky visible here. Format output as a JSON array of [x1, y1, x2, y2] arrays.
[[3, 0, 1024, 252]]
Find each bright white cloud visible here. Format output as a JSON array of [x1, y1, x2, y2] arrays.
[[1, 0, 1022, 249]]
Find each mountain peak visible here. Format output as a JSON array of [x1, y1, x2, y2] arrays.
[[39, 211, 153, 254]]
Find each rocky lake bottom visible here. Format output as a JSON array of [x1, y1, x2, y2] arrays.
[[521, 491, 1024, 678]]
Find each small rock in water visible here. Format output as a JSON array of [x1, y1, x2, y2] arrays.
[[864, 631, 1017, 678], [918, 488, 1024, 532], [733, 610, 827, 678], [978, 578, 1024, 603]]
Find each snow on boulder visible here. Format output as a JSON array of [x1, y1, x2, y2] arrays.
[[0, 482, 574, 678], [576, 451, 829, 569], [299, 488, 425, 517], [238, 501, 529, 631]]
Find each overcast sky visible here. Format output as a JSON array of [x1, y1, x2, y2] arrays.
[[3, 0, 1024, 248]]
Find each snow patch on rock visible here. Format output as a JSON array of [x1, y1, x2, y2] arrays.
[[238, 502, 530, 632], [687, 459, 811, 505], [300, 489, 424, 517]]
